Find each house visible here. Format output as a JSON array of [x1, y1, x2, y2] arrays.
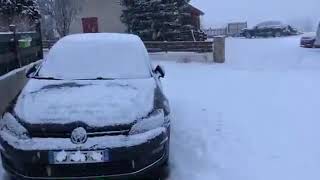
[[69, 0, 126, 34], [204, 22, 248, 38], [226, 22, 247, 36], [69, 0, 204, 34], [187, 4, 205, 30]]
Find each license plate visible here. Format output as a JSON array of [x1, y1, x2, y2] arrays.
[[50, 150, 109, 164]]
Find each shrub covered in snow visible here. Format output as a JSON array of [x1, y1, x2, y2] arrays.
[[121, 0, 199, 41], [0, 0, 40, 31]]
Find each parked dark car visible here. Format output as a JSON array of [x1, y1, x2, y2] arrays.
[[241, 21, 299, 38], [0, 33, 171, 179], [300, 36, 316, 48]]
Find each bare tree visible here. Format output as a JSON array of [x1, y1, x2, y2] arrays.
[[39, 0, 81, 37]]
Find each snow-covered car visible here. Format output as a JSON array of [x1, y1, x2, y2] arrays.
[[300, 36, 316, 48], [0, 33, 171, 179], [240, 21, 299, 38]]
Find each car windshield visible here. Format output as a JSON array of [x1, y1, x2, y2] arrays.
[[257, 21, 283, 28], [37, 34, 151, 80]]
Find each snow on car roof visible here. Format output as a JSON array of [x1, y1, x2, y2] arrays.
[[256, 21, 287, 28], [257, 21, 282, 26], [38, 33, 151, 80]]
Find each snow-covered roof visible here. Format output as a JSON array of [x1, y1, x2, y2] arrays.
[[39, 33, 151, 80], [187, 4, 205, 15]]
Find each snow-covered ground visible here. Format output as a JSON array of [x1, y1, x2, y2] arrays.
[[2, 35, 320, 179], [161, 36, 320, 180]]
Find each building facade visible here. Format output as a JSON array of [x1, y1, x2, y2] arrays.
[[69, 0, 126, 34], [69, 0, 204, 36]]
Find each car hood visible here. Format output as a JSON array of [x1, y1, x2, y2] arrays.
[[14, 78, 156, 128], [301, 36, 315, 40]]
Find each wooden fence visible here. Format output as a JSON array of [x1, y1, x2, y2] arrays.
[[43, 40, 214, 53], [144, 41, 213, 53], [0, 25, 43, 76], [42, 38, 226, 62], [42, 39, 57, 49]]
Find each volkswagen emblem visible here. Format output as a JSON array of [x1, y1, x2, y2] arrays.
[[70, 127, 88, 144]]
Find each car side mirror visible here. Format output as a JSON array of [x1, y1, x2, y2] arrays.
[[26, 64, 38, 78], [154, 65, 165, 78]]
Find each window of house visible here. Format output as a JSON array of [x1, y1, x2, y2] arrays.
[[82, 17, 99, 33]]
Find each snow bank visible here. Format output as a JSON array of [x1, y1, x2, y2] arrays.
[[39, 33, 152, 79], [14, 78, 156, 127], [150, 52, 213, 63]]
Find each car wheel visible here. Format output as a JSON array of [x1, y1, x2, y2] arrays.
[[245, 32, 252, 38], [274, 32, 281, 37]]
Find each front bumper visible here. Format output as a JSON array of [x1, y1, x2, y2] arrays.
[[0, 127, 170, 179], [300, 41, 314, 48]]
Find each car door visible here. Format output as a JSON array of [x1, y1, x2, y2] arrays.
[[255, 26, 265, 36], [265, 26, 274, 37]]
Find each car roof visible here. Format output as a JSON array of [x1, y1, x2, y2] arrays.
[[39, 33, 152, 79], [256, 21, 287, 28], [58, 33, 143, 44]]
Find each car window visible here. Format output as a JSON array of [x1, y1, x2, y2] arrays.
[[257, 21, 283, 28]]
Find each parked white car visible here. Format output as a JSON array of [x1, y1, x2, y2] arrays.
[[314, 22, 320, 48]]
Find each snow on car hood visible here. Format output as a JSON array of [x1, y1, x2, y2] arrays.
[[14, 78, 156, 127]]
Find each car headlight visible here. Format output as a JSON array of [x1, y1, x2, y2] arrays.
[[129, 109, 170, 135], [0, 113, 29, 139]]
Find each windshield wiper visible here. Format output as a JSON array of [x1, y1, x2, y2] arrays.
[[95, 77, 114, 80], [74, 77, 115, 80]]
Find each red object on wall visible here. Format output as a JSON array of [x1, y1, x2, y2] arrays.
[[82, 17, 99, 33]]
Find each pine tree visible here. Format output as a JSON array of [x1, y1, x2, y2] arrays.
[[0, 0, 40, 29], [121, 0, 201, 41]]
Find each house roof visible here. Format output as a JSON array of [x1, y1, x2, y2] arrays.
[[187, 4, 205, 16]]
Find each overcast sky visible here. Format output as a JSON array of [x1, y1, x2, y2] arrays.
[[191, 0, 320, 30]]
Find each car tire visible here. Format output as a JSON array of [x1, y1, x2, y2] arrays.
[[245, 32, 252, 38], [274, 32, 281, 37]]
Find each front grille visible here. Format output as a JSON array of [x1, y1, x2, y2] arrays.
[[30, 129, 130, 138]]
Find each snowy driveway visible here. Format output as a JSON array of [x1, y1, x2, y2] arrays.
[[160, 36, 320, 180], [2, 36, 320, 180]]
